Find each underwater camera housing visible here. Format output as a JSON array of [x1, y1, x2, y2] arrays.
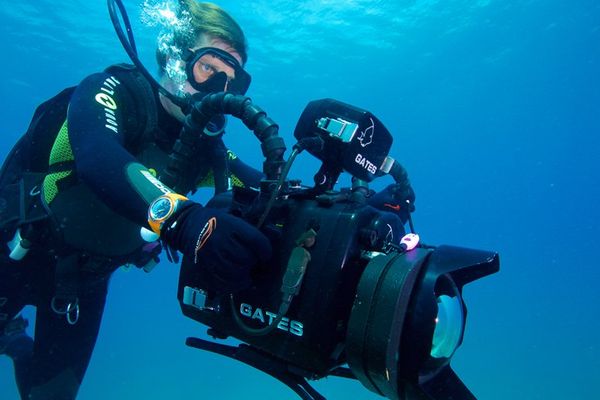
[[104, 2, 498, 398], [176, 97, 499, 400]]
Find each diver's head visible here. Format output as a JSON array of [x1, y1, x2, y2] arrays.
[[155, 1, 249, 120]]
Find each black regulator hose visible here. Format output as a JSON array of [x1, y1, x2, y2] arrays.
[[192, 93, 286, 180], [160, 93, 287, 191]]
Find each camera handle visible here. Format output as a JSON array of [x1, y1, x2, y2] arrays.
[[186, 336, 357, 400]]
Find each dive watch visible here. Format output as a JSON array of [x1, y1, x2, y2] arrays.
[[148, 193, 189, 235]]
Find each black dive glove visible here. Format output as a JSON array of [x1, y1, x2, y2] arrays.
[[368, 182, 416, 225], [151, 195, 272, 293]]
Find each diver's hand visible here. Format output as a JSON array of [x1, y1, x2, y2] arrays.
[[132, 242, 162, 272], [163, 202, 272, 293], [368, 182, 416, 224]]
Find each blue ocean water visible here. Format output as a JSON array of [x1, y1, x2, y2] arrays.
[[1, 0, 598, 399]]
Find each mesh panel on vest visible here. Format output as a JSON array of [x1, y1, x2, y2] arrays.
[[196, 171, 244, 189], [43, 171, 72, 204], [43, 120, 75, 204], [196, 150, 244, 188], [49, 121, 74, 164]]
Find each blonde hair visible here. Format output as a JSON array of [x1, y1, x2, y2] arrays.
[[156, 1, 248, 71]]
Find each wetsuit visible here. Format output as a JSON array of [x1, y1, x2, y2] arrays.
[[0, 66, 262, 399]]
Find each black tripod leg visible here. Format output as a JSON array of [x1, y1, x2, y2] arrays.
[[186, 337, 326, 400]]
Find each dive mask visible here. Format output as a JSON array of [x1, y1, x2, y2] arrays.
[[184, 47, 251, 95]]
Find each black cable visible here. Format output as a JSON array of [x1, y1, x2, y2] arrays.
[[256, 137, 322, 228], [228, 149, 301, 336], [256, 147, 300, 228]]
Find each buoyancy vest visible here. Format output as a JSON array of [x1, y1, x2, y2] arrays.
[[39, 64, 178, 258], [0, 87, 76, 244]]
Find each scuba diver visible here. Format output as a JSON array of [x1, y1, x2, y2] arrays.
[[0, 1, 415, 399]]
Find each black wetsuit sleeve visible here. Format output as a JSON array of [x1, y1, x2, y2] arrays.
[[67, 72, 167, 227]]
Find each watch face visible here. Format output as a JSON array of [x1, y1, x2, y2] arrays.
[[150, 197, 173, 221]]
